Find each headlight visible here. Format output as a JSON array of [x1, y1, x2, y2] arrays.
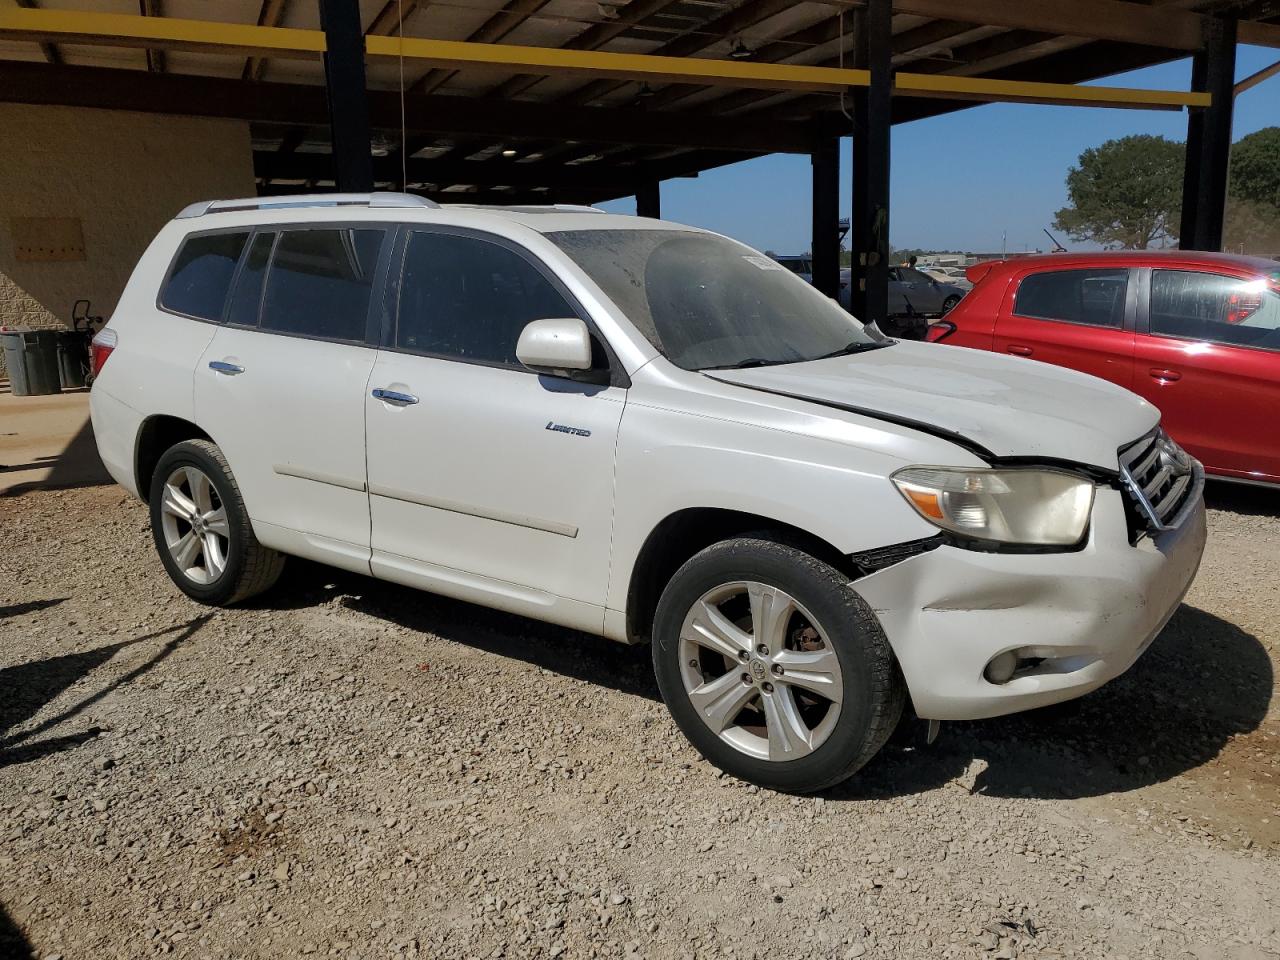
[[892, 467, 1095, 547]]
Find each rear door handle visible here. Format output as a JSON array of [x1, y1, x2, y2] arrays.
[[208, 360, 244, 375], [1007, 344, 1033, 357], [371, 387, 419, 406], [1149, 367, 1182, 383]]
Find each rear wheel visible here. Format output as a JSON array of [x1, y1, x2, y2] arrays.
[[652, 538, 904, 793], [941, 294, 961, 314], [149, 439, 284, 605]]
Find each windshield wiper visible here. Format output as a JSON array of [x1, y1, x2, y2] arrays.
[[809, 340, 892, 361], [700, 357, 782, 370]]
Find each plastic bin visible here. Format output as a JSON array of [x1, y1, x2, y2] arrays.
[[56, 330, 88, 389], [1, 329, 62, 396]]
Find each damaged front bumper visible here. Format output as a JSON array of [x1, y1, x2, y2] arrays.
[[854, 481, 1207, 721]]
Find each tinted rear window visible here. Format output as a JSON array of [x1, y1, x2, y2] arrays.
[[259, 228, 385, 342], [1014, 268, 1129, 328], [160, 232, 249, 321]]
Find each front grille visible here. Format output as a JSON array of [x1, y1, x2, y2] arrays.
[[1118, 429, 1196, 533]]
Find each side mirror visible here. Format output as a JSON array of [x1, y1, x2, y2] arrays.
[[516, 317, 594, 378]]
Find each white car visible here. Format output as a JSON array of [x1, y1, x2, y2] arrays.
[[922, 266, 973, 291], [90, 194, 1206, 793]]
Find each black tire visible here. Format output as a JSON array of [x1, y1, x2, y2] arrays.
[[148, 439, 285, 606], [941, 295, 961, 314], [652, 537, 905, 793]]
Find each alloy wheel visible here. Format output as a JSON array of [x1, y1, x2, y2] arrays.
[[159, 465, 230, 585], [678, 581, 844, 762]]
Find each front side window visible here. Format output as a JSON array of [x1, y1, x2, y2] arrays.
[[1013, 268, 1129, 329], [160, 231, 249, 321], [396, 231, 578, 368], [259, 228, 384, 342], [547, 229, 881, 370], [1150, 270, 1280, 351]]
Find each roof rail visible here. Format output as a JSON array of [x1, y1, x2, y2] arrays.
[[175, 192, 440, 219], [443, 203, 606, 214]]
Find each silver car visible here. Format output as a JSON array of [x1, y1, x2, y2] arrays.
[[837, 266, 966, 333]]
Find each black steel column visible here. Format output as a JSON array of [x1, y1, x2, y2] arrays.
[[1180, 16, 1237, 250], [636, 179, 661, 218], [849, 0, 892, 326], [811, 137, 840, 300], [319, 0, 374, 192]]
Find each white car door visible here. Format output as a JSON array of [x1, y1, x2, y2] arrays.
[[196, 226, 388, 567], [364, 227, 626, 633]]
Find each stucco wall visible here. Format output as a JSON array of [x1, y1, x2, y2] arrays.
[[0, 104, 254, 372]]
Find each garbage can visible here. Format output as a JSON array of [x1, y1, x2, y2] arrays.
[[1, 329, 62, 396], [56, 329, 88, 389]]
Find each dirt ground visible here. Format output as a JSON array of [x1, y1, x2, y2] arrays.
[[0, 411, 1277, 959]]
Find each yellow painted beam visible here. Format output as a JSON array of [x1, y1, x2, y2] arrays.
[[0, 8, 324, 58], [0, 8, 1216, 107], [364, 35, 870, 92], [895, 71, 1212, 109]]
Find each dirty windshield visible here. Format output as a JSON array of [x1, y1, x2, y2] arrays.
[[547, 229, 884, 370]]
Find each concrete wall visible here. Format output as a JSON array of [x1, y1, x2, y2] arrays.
[[0, 104, 255, 371]]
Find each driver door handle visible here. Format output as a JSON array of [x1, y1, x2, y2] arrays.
[[1007, 344, 1033, 357], [1149, 367, 1182, 383], [372, 387, 419, 406], [208, 360, 244, 375]]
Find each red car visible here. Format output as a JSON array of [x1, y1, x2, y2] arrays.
[[930, 251, 1280, 486]]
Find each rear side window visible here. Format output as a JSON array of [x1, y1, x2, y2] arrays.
[[1150, 270, 1280, 351], [160, 232, 249, 321], [259, 228, 385, 342], [395, 231, 578, 368], [1014, 268, 1129, 328]]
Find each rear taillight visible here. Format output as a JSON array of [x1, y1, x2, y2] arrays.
[[90, 328, 117, 379], [925, 320, 957, 343]]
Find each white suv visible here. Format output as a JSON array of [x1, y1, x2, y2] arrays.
[[90, 193, 1207, 792]]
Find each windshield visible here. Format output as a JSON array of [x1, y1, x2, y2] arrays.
[[547, 229, 884, 370]]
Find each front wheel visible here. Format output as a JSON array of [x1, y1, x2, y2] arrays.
[[652, 538, 904, 793], [149, 439, 285, 606]]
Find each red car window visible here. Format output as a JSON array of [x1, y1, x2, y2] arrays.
[[1149, 270, 1280, 352], [1013, 268, 1129, 329]]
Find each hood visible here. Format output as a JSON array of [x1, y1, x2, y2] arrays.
[[710, 341, 1159, 471]]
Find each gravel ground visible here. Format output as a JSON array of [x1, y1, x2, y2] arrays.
[[1, 482, 1277, 960]]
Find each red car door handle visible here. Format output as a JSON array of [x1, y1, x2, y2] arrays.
[[1007, 344, 1033, 356], [1149, 368, 1182, 383]]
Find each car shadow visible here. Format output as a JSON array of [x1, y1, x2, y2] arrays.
[[262, 564, 1268, 800], [1204, 479, 1279, 517], [0, 615, 210, 769], [258, 559, 660, 701], [834, 604, 1272, 801], [0, 597, 66, 620], [0, 903, 34, 960]]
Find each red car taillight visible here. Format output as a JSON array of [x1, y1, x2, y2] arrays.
[[925, 320, 956, 343], [90, 328, 117, 379]]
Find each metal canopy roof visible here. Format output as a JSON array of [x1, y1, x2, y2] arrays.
[[1, 0, 1278, 205]]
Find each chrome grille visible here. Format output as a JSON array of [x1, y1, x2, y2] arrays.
[[1118, 429, 1196, 532]]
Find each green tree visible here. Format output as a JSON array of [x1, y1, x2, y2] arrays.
[[1053, 135, 1184, 249], [1225, 127, 1280, 254], [1230, 126, 1280, 214]]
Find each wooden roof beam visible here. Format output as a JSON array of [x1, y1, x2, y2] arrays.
[[0, 61, 820, 153], [13, 0, 59, 65], [486, 0, 686, 101], [243, 0, 292, 82], [408, 0, 553, 97]]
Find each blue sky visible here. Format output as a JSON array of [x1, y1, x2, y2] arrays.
[[598, 46, 1280, 254]]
